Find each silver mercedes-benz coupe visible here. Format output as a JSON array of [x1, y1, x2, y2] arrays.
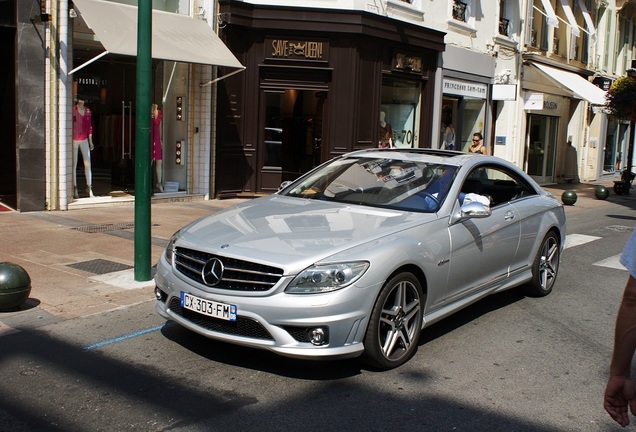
[[155, 149, 566, 369]]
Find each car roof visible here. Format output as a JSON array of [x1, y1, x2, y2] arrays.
[[344, 148, 483, 167]]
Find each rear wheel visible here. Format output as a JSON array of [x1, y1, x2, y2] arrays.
[[524, 232, 560, 297], [361, 272, 424, 370], [614, 182, 625, 195]]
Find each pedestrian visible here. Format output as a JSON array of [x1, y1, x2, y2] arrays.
[[468, 132, 486, 154], [442, 122, 455, 150], [604, 227, 636, 427]]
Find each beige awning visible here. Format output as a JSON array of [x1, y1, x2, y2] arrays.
[[71, 0, 244, 73], [539, 0, 559, 27], [559, 0, 580, 37], [577, 0, 597, 40], [532, 63, 607, 106]]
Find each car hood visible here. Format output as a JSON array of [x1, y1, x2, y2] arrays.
[[176, 195, 435, 269]]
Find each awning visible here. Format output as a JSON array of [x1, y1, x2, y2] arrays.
[[538, 0, 559, 27], [532, 63, 607, 106], [71, 0, 244, 75], [559, 0, 580, 37], [577, 0, 597, 40]]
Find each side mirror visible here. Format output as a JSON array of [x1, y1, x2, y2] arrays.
[[460, 202, 491, 218], [278, 181, 293, 191], [449, 201, 491, 224]]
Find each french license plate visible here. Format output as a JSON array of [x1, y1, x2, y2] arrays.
[[180, 292, 237, 322]]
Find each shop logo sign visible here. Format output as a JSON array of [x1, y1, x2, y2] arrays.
[[269, 39, 326, 61]]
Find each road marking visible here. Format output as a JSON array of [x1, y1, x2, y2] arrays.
[[84, 324, 164, 351], [564, 234, 601, 249], [594, 254, 627, 271]]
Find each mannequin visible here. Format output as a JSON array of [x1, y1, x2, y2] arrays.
[[378, 111, 393, 148], [72, 99, 95, 198], [151, 103, 163, 193]]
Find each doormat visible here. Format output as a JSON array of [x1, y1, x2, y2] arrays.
[[67, 259, 132, 275]]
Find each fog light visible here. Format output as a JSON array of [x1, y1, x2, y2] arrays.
[[154, 287, 164, 301], [307, 327, 328, 346]]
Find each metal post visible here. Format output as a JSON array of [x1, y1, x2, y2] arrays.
[[134, 0, 152, 281]]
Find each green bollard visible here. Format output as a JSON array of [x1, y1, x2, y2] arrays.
[[561, 190, 577, 206], [595, 185, 610, 200], [0, 262, 31, 311]]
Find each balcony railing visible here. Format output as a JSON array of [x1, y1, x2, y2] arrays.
[[498, 17, 509, 37], [452, 1, 467, 22]]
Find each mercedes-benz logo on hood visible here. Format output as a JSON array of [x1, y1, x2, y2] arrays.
[[201, 258, 224, 286]]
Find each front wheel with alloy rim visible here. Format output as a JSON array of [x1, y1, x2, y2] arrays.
[[524, 231, 560, 297], [361, 272, 424, 370]]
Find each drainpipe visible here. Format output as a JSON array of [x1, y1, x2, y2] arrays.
[[58, 0, 69, 210], [208, 0, 216, 198]]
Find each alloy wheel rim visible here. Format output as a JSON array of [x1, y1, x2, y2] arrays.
[[539, 237, 558, 291], [378, 280, 421, 361]]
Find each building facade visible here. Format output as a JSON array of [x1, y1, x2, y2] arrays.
[[4, 0, 241, 212], [214, 1, 444, 196], [6, 0, 636, 211]]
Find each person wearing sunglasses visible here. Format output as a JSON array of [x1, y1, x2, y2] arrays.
[[468, 132, 487, 155]]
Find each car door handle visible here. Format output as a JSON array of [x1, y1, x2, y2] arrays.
[[504, 211, 515, 221]]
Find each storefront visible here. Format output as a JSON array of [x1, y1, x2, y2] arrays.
[[214, 1, 445, 196], [521, 61, 607, 184], [439, 46, 493, 153], [60, 0, 243, 208]]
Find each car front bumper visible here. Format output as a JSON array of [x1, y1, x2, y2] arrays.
[[154, 253, 376, 360]]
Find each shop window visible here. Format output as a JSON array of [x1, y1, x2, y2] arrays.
[[380, 77, 421, 148], [498, 0, 509, 37], [452, 0, 468, 22]]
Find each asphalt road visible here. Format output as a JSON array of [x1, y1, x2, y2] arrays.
[[1, 198, 635, 431]]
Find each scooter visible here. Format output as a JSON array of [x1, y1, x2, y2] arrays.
[[613, 169, 635, 195]]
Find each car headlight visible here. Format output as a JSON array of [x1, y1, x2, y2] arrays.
[[165, 230, 182, 266], [285, 261, 370, 294]]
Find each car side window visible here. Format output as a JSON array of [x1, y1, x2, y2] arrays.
[[465, 165, 537, 207]]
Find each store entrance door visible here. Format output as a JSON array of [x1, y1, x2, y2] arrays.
[[259, 89, 326, 191], [524, 114, 558, 184]]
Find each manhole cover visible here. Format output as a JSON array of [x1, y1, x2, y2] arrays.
[[67, 259, 132, 275]]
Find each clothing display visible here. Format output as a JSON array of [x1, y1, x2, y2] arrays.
[[151, 108, 163, 161]]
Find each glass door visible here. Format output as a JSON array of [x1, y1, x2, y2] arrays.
[[260, 89, 325, 191], [524, 114, 558, 184]]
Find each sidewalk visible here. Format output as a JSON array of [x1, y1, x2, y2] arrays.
[[0, 181, 632, 330], [0, 197, 247, 331]]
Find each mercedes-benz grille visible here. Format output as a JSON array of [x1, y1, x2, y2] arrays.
[[174, 247, 284, 291]]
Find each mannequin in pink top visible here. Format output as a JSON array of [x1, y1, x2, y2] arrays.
[[72, 99, 95, 198], [151, 103, 164, 193]]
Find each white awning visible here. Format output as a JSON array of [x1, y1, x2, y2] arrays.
[[577, 0, 597, 40], [559, 0, 580, 37], [71, 0, 244, 73], [532, 63, 607, 106], [539, 0, 559, 27]]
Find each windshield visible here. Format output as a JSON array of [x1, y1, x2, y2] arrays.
[[281, 157, 458, 212]]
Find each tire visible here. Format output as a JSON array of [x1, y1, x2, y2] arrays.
[[614, 183, 624, 195], [524, 231, 560, 297], [361, 272, 424, 370]]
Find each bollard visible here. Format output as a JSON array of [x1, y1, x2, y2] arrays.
[[561, 190, 577, 206], [0, 262, 31, 311], [595, 185, 610, 200]]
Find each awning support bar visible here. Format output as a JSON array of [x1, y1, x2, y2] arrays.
[[199, 67, 245, 87], [69, 50, 111, 75]]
